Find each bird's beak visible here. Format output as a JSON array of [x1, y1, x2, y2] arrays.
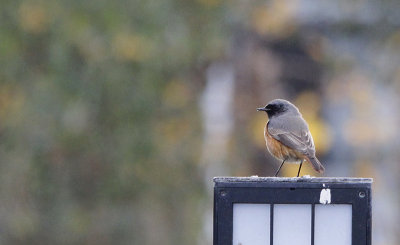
[[257, 107, 268, 112]]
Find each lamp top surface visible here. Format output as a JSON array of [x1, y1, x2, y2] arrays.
[[214, 176, 373, 188], [214, 176, 373, 183]]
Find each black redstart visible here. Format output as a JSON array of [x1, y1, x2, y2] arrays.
[[257, 99, 325, 177]]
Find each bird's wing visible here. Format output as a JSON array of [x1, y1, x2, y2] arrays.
[[268, 116, 315, 156]]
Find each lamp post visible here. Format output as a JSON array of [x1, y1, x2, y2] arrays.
[[213, 177, 372, 245]]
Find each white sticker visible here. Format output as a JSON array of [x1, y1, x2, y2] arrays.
[[319, 189, 331, 204]]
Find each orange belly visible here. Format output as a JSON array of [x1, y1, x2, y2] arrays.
[[264, 123, 304, 163]]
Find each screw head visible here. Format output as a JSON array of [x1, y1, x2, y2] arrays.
[[359, 191, 366, 198], [220, 190, 227, 197]]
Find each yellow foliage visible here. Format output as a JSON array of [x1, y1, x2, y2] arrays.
[[0, 85, 25, 126], [295, 91, 333, 154], [156, 118, 191, 145], [295, 91, 321, 119], [307, 117, 333, 155], [112, 32, 154, 62], [19, 1, 49, 34], [162, 80, 191, 109], [251, 0, 297, 37], [249, 113, 268, 148]]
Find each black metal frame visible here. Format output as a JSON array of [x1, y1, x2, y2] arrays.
[[213, 177, 372, 245]]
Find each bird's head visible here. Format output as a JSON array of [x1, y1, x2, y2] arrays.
[[257, 99, 300, 118]]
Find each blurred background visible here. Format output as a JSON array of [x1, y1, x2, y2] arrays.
[[1, 0, 400, 244]]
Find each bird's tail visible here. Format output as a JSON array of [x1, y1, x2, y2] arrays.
[[306, 156, 325, 173]]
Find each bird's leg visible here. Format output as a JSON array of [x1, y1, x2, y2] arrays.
[[297, 160, 304, 177], [275, 159, 286, 177]]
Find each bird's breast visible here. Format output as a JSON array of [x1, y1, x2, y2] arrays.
[[264, 123, 304, 163]]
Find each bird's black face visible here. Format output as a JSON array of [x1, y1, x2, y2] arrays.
[[257, 102, 288, 118]]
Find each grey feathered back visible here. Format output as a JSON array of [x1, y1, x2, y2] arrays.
[[268, 108, 316, 157]]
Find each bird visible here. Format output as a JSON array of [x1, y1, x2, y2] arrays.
[[257, 99, 325, 177]]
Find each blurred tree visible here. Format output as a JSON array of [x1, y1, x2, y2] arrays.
[[0, 0, 234, 244]]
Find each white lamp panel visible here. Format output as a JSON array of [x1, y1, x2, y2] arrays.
[[273, 204, 312, 245], [232, 204, 270, 245], [315, 204, 352, 245]]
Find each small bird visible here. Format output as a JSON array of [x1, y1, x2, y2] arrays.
[[257, 99, 325, 177]]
